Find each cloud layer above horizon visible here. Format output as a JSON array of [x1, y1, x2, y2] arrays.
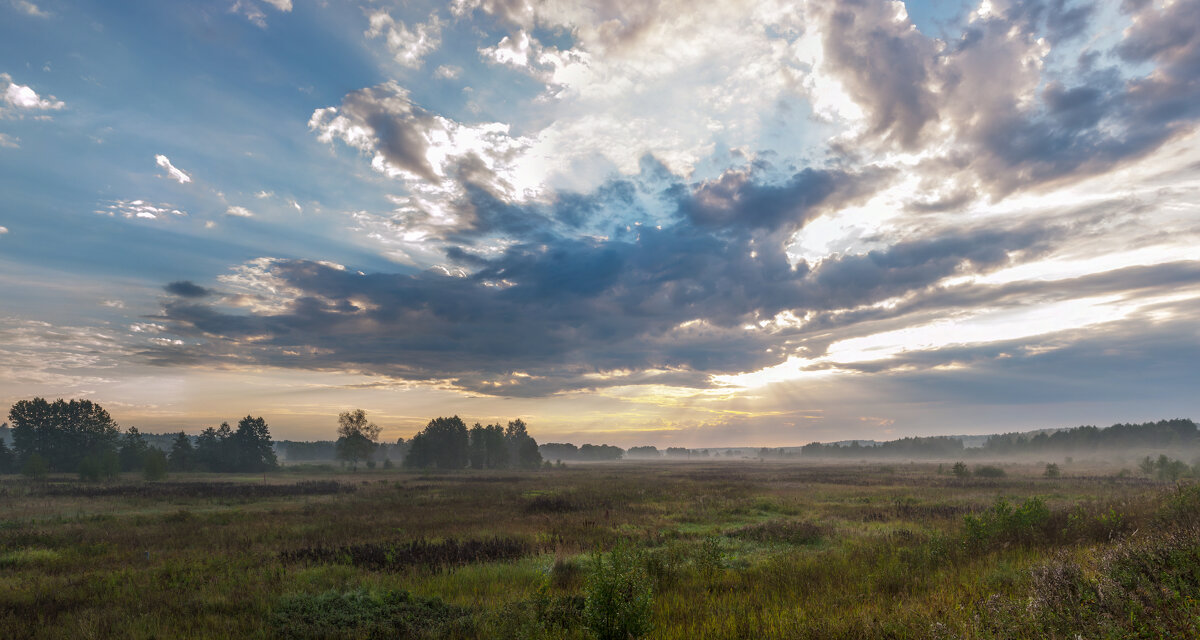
[[1, 0, 1198, 444]]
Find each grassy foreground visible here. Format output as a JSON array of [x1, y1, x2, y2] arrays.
[[2, 461, 1199, 639]]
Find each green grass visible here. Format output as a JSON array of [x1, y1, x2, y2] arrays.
[[0, 462, 1196, 638]]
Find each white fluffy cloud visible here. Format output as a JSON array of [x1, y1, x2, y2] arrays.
[[1, 73, 64, 115], [155, 154, 192, 184], [366, 10, 443, 69], [0, 226, 8, 235], [0, 133, 17, 148], [225, 205, 255, 217]]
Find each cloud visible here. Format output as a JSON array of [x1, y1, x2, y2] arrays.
[[0, 226, 7, 235], [10, 1, 48, 18], [803, 0, 1200, 198], [155, 155, 192, 184], [309, 82, 536, 246], [230, 0, 289, 27], [164, 281, 212, 298], [365, 10, 443, 69], [255, 190, 274, 199], [0, 133, 15, 148], [1, 73, 64, 115], [147, 159, 1077, 396], [96, 199, 187, 220], [225, 205, 254, 217]]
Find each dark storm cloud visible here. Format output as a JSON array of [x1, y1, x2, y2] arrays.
[[679, 167, 886, 232], [149, 171, 1080, 396], [164, 280, 212, 298]]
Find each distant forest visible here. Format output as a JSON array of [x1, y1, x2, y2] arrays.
[[3, 397, 1198, 476], [799, 419, 1200, 459]]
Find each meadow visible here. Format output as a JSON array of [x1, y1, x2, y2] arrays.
[[2, 460, 1198, 639]]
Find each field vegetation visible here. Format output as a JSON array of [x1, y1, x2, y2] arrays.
[[3, 460, 1200, 638]]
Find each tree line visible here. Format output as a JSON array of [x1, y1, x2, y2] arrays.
[[1, 398, 276, 478], [800, 419, 1200, 459], [402, 416, 543, 470]]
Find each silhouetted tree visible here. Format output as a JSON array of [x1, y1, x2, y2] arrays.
[[22, 453, 48, 480], [194, 425, 223, 471], [191, 417, 276, 472], [168, 432, 194, 471], [231, 415, 277, 472], [503, 419, 542, 469], [468, 423, 508, 469], [8, 398, 120, 472], [0, 439, 13, 474], [143, 449, 168, 481], [336, 409, 381, 471], [119, 427, 150, 472], [405, 416, 469, 469], [578, 444, 624, 461], [539, 442, 579, 461]]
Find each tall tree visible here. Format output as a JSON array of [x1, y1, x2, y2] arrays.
[[506, 419, 542, 469], [0, 439, 13, 474], [119, 427, 150, 471], [8, 398, 120, 472], [168, 432, 195, 472], [232, 415, 277, 472], [404, 416, 469, 469], [194, 425, 222, 471], [335, 409, 381, 471]]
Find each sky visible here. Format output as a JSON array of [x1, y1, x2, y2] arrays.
[[1, 0, 1198, 446]]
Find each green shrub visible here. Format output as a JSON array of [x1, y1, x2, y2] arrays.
[[951, 461, 970, 478], [143, 449, 168, 481], [695, 535, 725, 583], [584, 542, 653, 640], [963, 496, 1051, 550], [1003, 527, 1200, 638], [272, 589, 473, 639], [973, 465, 1006, 478], [21, 454, 48, 480], [1043, 463, 1060, 478], [731, 519, 825, 546]]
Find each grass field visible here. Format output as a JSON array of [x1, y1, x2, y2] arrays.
[[2, 461, 1198, 639]]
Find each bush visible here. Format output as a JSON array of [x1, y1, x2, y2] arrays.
[[584, 542, 653, 640], [951, 461, 970, 478], [992, 527, 1200, 638], [1043, 463, 1060, 478], [731, 519, 825, 546], [78, 452, 119, 482], [21, 454, 48, 480], [272, 589, 473, 639], [974, 465, 1006, 478], [143, 449, 168, 481], [280, 536, 531, 572], [963, 496, 1051, 550]]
